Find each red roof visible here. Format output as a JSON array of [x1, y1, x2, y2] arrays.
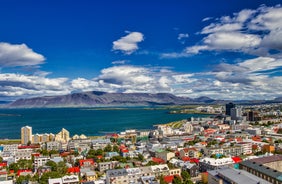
[[121, 149, 129, 153], [18, 145, 40, 149], [0, 171, 7, 175], [96, 155, 103, 159], [152, 157, 165, 164], [182, 156, 191, 162], [232, 156, 242, 163], [60, 152, 70, 157], [0, 162, 7, 167], [163, 175, 174, 183], [68, 167, 80, 173], [17, 169, 32, 176], [79, 159, 95, 167], [32, 153, 41, 157], [190, 158, 199, 164]]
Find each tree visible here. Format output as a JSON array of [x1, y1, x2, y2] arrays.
[[113, 145, 119, 152], [17, 159, 33, 170], [57, 161, 68, 175], [104, 144, 112, 152], [159, 175, 168, 184], [40, 171, 61, 184], [137, 153, 144, 162], [45, 160, 57, 171], [172, 175, 182, 184], [16, 175, 30, 184], [9, 163, 19, 173], [181, 170, 191, 182]]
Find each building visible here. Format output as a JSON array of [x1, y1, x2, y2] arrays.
[[230, 107, 242, 121], [21, 126, 32, 145], [182, 163, 199, 177], [225, 103, 236, 116], [208, 167, 271, 184], [199, 157, 235, 172], [15, 148, 33, 162], [55, 128, 70, 143], [179, 148, 199, 158], [98, 161, 119, 172], [207, 146, 244, 156], [33, 156, 50, 170], [155, 151, 175, 162], [239, 158, 282, 184], [48, 175, 79, 184]]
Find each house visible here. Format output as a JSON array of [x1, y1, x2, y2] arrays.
[[182, 163, 199, 177], [79, 159, 95, 169], [179, 148, 199, 158], [98, 161, 119, 172], [155, 150, 175, 162]]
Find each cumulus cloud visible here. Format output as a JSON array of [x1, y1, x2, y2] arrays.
[[0, 73, 69, 99], [163, 4, 282, 58], [0, 42, 45, 67], [112, 32, 144, 54]]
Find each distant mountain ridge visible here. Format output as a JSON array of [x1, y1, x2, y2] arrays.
[[7, 91, 217, 108], [6, 91, 282, 108]]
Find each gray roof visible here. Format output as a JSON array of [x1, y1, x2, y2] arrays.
[[208, 167, 272, 184], [240, 160, 282, 181], [247, 155, 282, 164]]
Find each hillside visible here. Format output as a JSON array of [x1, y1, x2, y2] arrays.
[[8, 91, 216, 108]]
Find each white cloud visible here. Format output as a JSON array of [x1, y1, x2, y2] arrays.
[[111, 60, 129, 65], [112, 32, 144, 54], [0, 42, 45, 67], [177, 33, 189, 44], [0, 73, 69, 99], [164, 5, 282, 58], [249, 5, 282, 31], [202, 32, 261, 50], [201, 23, 242, 34]]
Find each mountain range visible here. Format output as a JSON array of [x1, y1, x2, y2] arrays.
[[4, 91, 282, 108], [6, 91, 217, 108]]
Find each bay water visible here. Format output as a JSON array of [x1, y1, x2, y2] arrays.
[[0, 107, 207, 139]]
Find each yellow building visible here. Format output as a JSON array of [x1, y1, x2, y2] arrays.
[[55, 128, 70, 143], [21, 126, 32, 145]]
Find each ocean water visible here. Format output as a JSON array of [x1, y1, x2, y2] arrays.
[[0, 107, 207, 139]]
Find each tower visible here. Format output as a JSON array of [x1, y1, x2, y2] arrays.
[[21, 126, 32, 145], [225, 102, 236, 116]]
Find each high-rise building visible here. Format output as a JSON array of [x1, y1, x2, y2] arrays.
[[55, 128, 70, 143], [231, 107, 242, 120], [225, 102, 236, 116], [21, 126, 32, 145]]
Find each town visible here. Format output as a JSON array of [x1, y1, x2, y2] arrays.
[[1, 103, 282, 184]]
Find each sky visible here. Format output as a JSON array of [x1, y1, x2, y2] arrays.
[[0, 0, 282, 101]]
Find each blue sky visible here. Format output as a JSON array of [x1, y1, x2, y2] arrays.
[[0, 0, 282, 101]]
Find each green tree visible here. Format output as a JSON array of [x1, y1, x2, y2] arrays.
[[57, 161, 67, 175], [16, 175, 30, 184], [172, 175, 182, 184], [104, 144, 112, 152], [40, 149, 49, 156], [113, 145, 119, 152], [31, 173, 39, 183], [137, 153, 144, 162], [0, 156, 3, 163], [181, 170, 191, 183], [45, 160, 57, 171], [9, 162, 19, 173], [40, 171, 61, 184], [17, 159, 33, 170]]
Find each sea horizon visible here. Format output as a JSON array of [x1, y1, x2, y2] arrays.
[[0, 107, 208, 139]]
